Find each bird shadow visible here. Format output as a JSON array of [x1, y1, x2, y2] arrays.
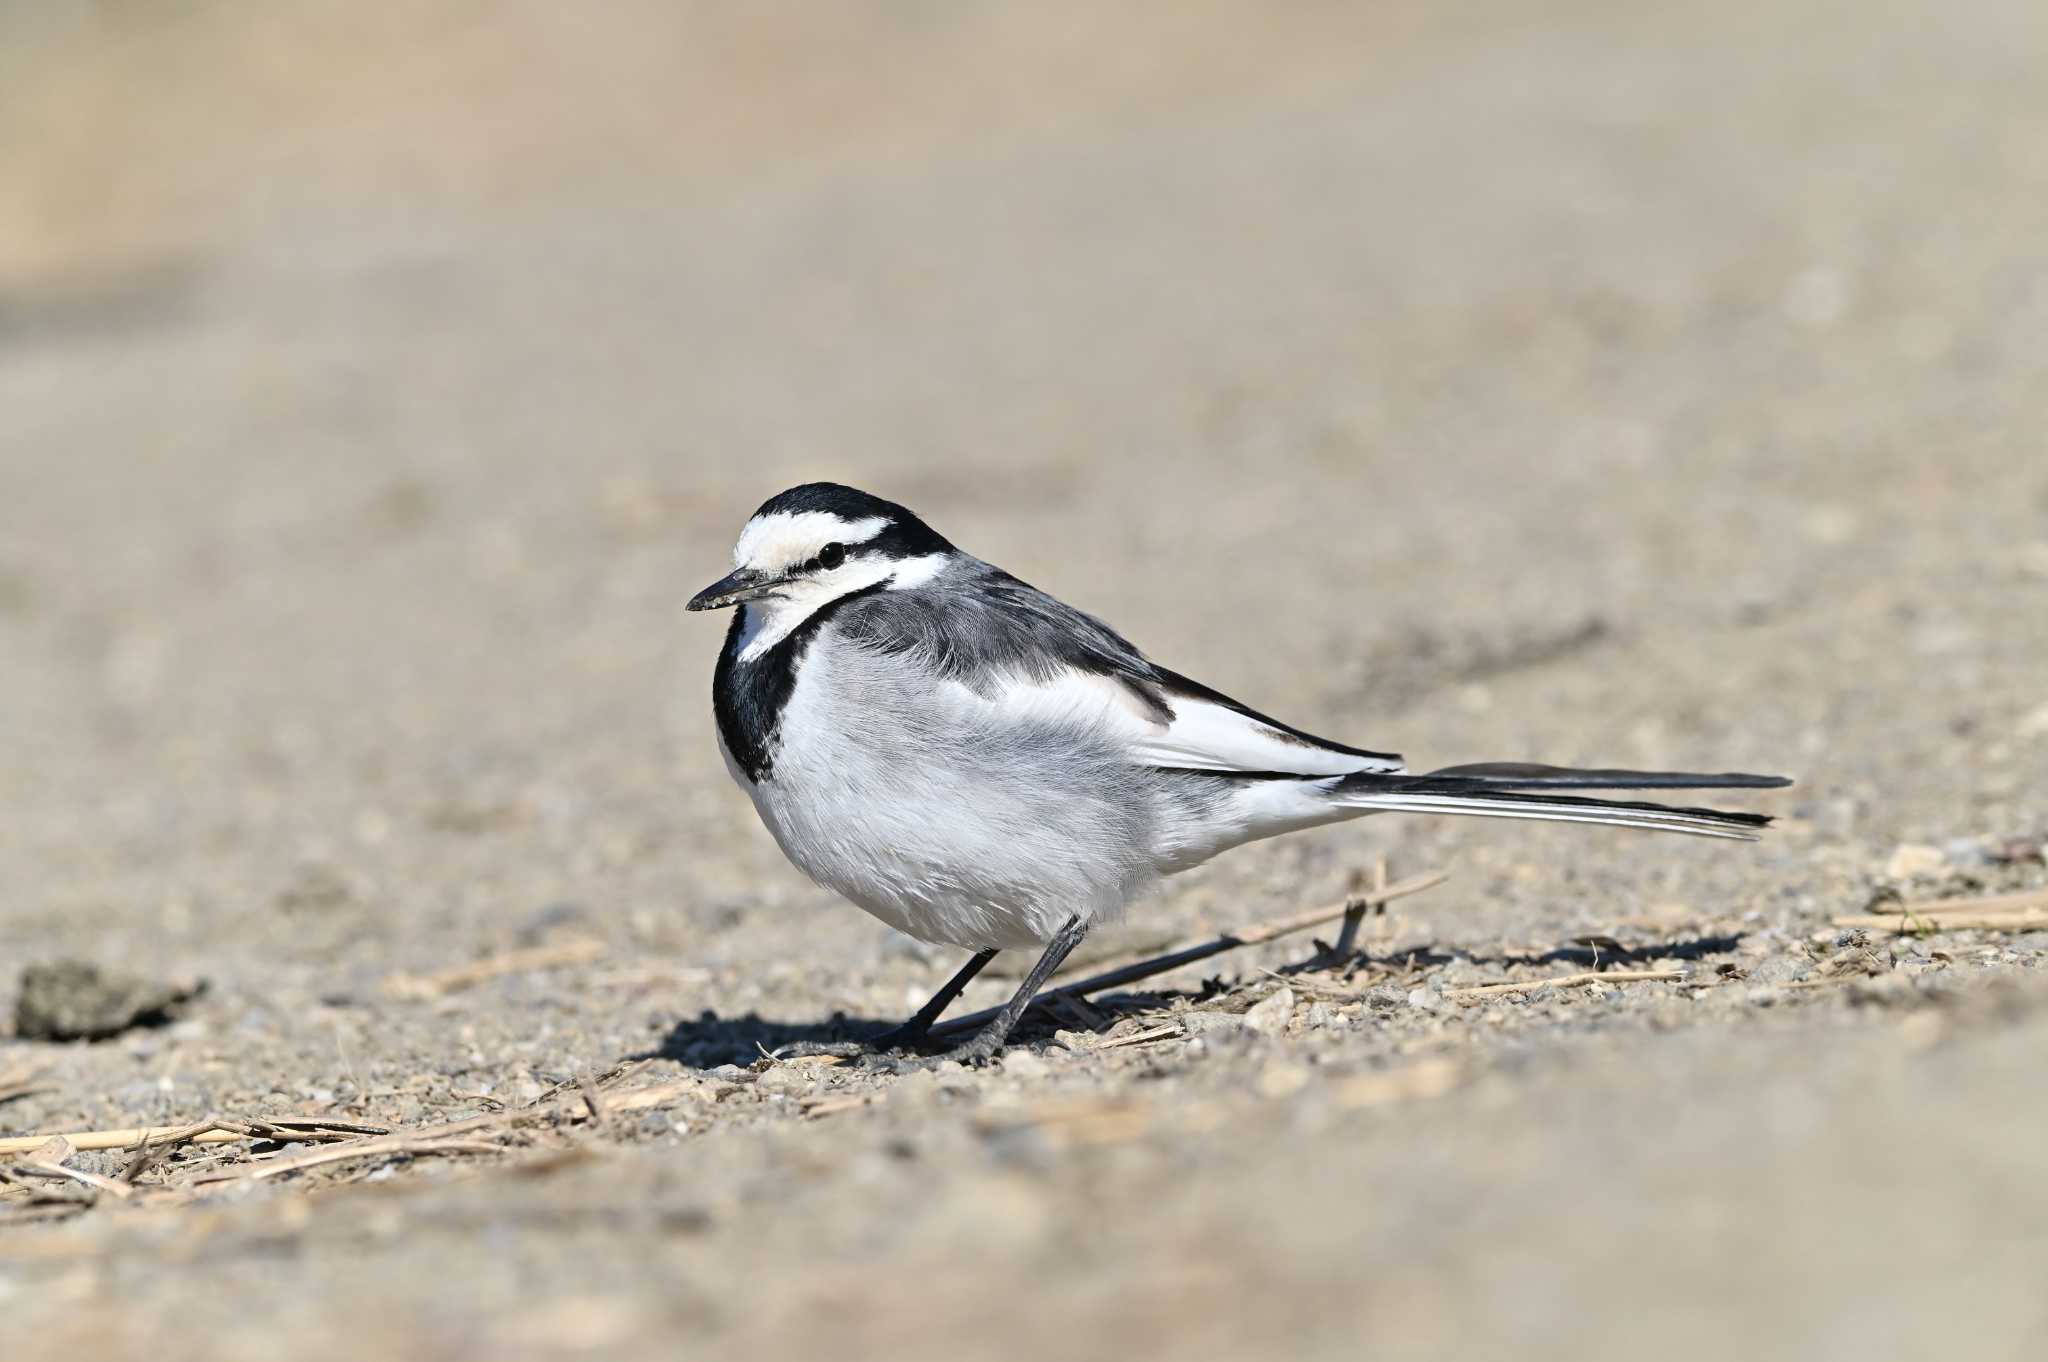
[[642, 988, 1203, 1071], [641, 932, 1747, 1069], [1296, 931, 1748, 980], [640, 1010, 876, 1069]]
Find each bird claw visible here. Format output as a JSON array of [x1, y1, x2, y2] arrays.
[[772, 1025, 940, 1065], [770, 1039, 871, 1060], [936, 1029, 1007, 1068]]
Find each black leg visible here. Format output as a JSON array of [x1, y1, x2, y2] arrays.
[[866, 948, 998, 1049], [774, 948, 998, 1060], [943, 915, 1089, 1066]]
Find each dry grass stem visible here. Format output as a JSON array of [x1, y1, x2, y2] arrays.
[[0, 1116, 392, 1158], [1445, 968, 1684, 999], [1328, 857, 1393, 959], [1831, 888, 2048, 933], [1095, 1023, 1185, 1050], [577, 1071, 609, 1133], [1256, 967, 1377, 1002], [187, 1112, 518, 1185], [1831, 908, 2047, 933], [4, 1136, 136, 1201], [0, 1059, 53, 1106], [593, 1080, 712, 1115], [383, 937, 608, 1000], [1883, 888, 2046, 916], [0, 1077, 717, 1205]]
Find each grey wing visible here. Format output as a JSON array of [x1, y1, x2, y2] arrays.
[[834, 562, 1157, 690], [836, 561, 1404, 778]]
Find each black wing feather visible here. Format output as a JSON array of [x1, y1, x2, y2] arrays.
[[838, 564, 1402, 767]]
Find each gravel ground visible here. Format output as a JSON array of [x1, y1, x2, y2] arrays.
[[4, 2, 2046, 1359]]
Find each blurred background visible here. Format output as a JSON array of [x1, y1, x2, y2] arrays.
[[4, 2, 2046, 1359], [6, 0, 2043, 913]]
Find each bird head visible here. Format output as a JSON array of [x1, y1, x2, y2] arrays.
[[687, 482, 955, 618]]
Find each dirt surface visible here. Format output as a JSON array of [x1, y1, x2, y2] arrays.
[[4, 2, 2047, 1358]]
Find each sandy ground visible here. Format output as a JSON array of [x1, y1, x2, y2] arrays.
[[4, 2, 2047, 1358]]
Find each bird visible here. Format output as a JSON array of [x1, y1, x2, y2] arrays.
[[687, 482, 1790, 1063]]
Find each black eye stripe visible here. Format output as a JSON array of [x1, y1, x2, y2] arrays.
[[793, 542, 849, 575]]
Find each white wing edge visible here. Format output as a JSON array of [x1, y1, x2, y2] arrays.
[[969, 668, 1402, 778]]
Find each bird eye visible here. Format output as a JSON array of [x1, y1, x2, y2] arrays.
[[818, 542, 846, 570]]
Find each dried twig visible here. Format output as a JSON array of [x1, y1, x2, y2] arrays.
[[5, 1136, 134, 1201], [1255, 967, 1380, 1003], [1831, 888, 2048, 934], [1874, 887, 2045, 916], [0, 1076, 708, 1196], [1327, 857, 1392, 960], [577, 1070, 609, 1134], [186, 1113, 515, 1185], [1831, 909, 2046, 933], [595, 1080, 712, 1115], [930, 868, 1450, 1039], [0, 1059, 53, 1107], [1445, 968, 1684, 999], [186, 1080, 712, 1187], [120, 1127, 182, 1185], [383, 937, 607, 1000], [1095, 1023, 1184, 1051], [0, 1116, 390, 1158]]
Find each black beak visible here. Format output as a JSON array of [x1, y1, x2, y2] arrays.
[[686, 567, 783, 612]]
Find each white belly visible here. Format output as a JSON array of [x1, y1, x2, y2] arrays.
[[725, 646, 1164, 950]]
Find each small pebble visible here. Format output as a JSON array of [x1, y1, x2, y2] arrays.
[[756, 1066, 813, 1096], [14, 960, 205, 1042], [1406, 987, 1447, 1014], [1182, 1010, 1245, 1037], [1884, 843, 1949, 880], [1001, 1050, 1049, 1080], [1749, 955, 1811, 986], [1942, 837, 1993, 868], [1243, 987, 1296, 1038], [1434, 957, 1489, 987]]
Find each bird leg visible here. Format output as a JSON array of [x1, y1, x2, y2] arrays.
[[942, 915, 1089, 1066], [776, 948, 998, 1059], [866, 948, 999, 1050]]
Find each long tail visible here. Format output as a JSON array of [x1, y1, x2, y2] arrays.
[[1333, 763, 1792, 842]]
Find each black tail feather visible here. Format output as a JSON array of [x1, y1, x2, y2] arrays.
[[1422, 763, 1792, 792], [1332, 763, 1792, 840]]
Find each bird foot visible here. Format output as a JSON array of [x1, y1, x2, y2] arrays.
[[773, 1025, 938, 1064], [769, 1039, 870, 1061], [935, 1027, 1009, 1068]]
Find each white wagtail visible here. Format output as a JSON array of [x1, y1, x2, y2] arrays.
[[687, 483, 1790, 1062]]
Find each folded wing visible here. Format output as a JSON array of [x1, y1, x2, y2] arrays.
[[1125, 668, 1403, 777]]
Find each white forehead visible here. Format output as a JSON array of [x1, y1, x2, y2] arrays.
[[732, 511, 890, 569]]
